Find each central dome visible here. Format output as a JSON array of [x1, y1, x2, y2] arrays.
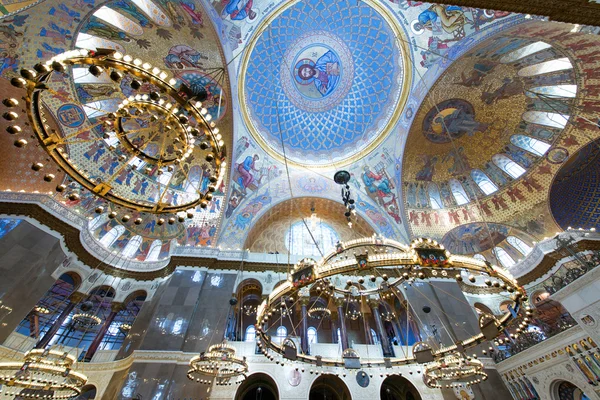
[[240, 0, 410, 167]]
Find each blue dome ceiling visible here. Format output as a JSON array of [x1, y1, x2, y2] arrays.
[[241, 0, 410, 166]]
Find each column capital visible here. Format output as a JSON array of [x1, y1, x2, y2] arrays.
[[68, 291, 86, 303], [299, 297, 311, 306], [110, 302, 125, 313], [368, 299, 381, 309]]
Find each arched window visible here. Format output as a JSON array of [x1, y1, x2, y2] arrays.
[[130, 0, 171, 26], [473, 254, 487, 262], [99, 225, 125, 247], [307, 327, 317, 344], [526, 85, 577, 99], [510, 135, 551, 157], [449, 179, 469, 205], [518, 57, 573, 77], [122, 235, 143, 258], [522, 111, 568, 129], [145, 240, 162, 261], [245, 325, 256, 342], [494, 247, 515, 268], [492, 155, 526, 179], [75, 33, 123, 54], [285, 221, 340, 257], [370, 328, 379, 344], [428, 183, 443, 209], [500, 41, 552, 63], [171, 318, 184, 335], [507, 236, 533, 256], [93, 6, 144, 35], [275, 326, 287, 344], [471, 170, 498, 195], [88, 215, 105, 232]]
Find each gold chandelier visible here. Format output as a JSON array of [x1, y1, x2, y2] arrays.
[[5, 48, 226, 221], [187, 341, 248, 386], [0, 349, 87, 399], [423, 353, 487, 389]]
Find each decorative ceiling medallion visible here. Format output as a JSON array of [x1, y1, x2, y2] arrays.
[[281, 30, 354, 112]]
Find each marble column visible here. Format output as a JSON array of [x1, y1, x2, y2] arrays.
[[300, 297, 309, 354], [370, 300, 393, 356], [336, 298, 349, 350], [36, 292, 85, 349], [84, 302, 124, 361]]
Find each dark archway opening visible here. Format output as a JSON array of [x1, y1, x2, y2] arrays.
[[381, 375, 422, 400], [74, 385, 97, 399], [309, 374, 351, 400], [235, 373, 278, 400]]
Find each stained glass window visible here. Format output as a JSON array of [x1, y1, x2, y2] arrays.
[[428, 183, 443, 209], [93, 6, 143, 35], [99, 225, 125, 247], [493, 247, 515, 268], [122, 235, 142, 258], [145, 239, 162, 261], [507, 236, 533, 256], [518, 57, 573, 77], [470, 170, 498, 195], [510, 135, 551, 156], [522, 111, 568, 129], [492, 155, 526, 179], [500, 41, 552, 63], [449, 179, 469, 205], [285, 221, 340, 257], [245, 325, 256, 342]]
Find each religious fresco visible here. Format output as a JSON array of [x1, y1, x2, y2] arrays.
[[0, 0, 233, 253], [403, 21, 600, 241], [239, 0, 410, 167]]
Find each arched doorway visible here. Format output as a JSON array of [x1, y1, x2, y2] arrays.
[[553, 380, 591, 400], [309, 374, 351, 400], [235, 373, 278, 400], [381, 375, 422, 400]]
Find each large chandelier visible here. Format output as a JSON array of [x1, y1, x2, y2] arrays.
[[6, 49, 226, 222], [187, 341, 248, 386], [255, 237, 528, 371], [0, 349, 87, 399]]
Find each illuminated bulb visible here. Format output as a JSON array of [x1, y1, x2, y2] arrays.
[[169, 78, 177, 85], [142, 62, 151, 69], [159, 71, 168, 80], [123, 54, 133, 62]]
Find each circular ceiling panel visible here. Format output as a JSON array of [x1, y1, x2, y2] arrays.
[[240, 0, 410, 167]]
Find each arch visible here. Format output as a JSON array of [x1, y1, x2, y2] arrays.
[[122, 290, 147, 305], [492, 154, 526, 179], [510, 135, 551, 157], [307, 327, 317, 344], [92, 6, 144, 35], [473, 302, 494, 315], [427, 183, 443, 209], [245, 325, 256, 342], [471, 170, 498, 195], [286, 220, 340, 257], [526, 85, 577, 99], [74, 384, 97, 399], [380, 375, 422, 400], [448, 179, 469, 205], [500, 41, 552, 63], [309, 374, 351, 400], [145, 239, 162, 261], [507, 236, 533, 256], [493, 246, 516, 268], [473, 254, 487, 262], [522, 111, 568, 129], [518, 57, 573, 77], [99, 225, 125, 247], [235, 373, 279, 400], [551, 380, 592, 400], [130, 0, 172, 26], [122, 235, 143, 258], [275, 326, 287, 344]]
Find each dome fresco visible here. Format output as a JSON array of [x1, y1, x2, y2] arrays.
[[240, 0, 410, 166], [0, 0, 599, 273]]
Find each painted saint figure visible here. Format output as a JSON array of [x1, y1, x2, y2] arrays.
[[297, 50, 341, 97], [223, 0, 256, 21]]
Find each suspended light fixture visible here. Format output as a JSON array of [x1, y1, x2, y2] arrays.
[[0, 349, 87, 399], [333, 170, 355, 228], [187, 341, 248, 386]]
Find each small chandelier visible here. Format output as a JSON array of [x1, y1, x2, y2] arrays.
[[0, 349, 87, 399], [381, 311, 396, 322], [307, 307, 331, 320], [118, 323, 132, 334], [346, 309, 361, 321], [188, 341, 248, 386], [72, 313, 101, 329], [243, 305, 257, 316], [423, 353, 487, 389]]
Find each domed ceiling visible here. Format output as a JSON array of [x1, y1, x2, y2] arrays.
[[240, 0, 410, 167]]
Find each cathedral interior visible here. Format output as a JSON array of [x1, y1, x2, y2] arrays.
[[0, 0, 599, 399]]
